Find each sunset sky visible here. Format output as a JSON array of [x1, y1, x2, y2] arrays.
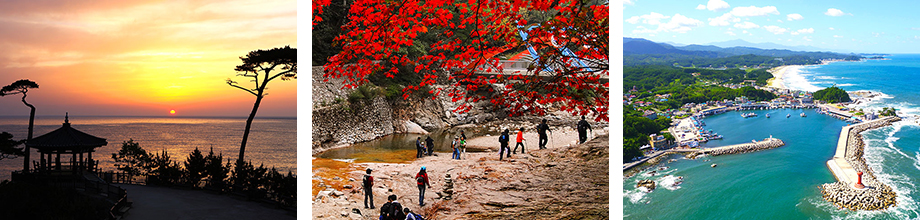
[[0, 0, 296, 117]]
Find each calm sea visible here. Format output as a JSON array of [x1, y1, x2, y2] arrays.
[[0, 116, 296, 181], [625, 54, 920, 219]]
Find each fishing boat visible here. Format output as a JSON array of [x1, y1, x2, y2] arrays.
[[801, 112, 807, 117], [766, 113, 771, 118], [787, 114, 791, 118]]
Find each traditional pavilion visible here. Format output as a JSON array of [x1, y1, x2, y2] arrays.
[[26, 113, 107, 174]]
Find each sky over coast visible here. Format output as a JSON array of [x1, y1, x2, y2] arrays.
[[0, 0, 296, 117], [623, 0, 920, 53]]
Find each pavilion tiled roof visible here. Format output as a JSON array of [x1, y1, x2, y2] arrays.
[[25, 120, 107, 150]]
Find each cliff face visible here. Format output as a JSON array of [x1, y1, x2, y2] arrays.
[[312, 67, 464, 154]]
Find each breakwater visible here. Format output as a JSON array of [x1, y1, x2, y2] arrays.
[[821, 116, 900, 211], [686, 138, 785, 158]]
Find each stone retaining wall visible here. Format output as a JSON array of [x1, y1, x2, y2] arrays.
[[820, 116, 900, 211], [312, 97, 395, 153]]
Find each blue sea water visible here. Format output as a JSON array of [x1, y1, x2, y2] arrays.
[[624, 54, 920, 219], [0, 116, 296, 181]]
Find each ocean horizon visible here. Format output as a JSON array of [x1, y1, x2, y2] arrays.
[[0, 116, 296, 181]]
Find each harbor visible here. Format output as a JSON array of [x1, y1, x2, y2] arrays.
[[625, 107, 852, 219]]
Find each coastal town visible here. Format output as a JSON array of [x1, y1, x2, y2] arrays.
[[625, 75, 888, 157], [624, 61, 904, 212]]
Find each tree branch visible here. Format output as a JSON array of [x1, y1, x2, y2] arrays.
[[227, 81, 258, 96]]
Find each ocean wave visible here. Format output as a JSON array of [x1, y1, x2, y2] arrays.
[[624, 189, 647, 204], [836, 83, 856, 87], [783, 65, 823, 92], [859, 125, 920, 219], [658, 175, 683, 191]]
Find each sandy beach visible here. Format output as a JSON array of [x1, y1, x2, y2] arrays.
[[767, 65, 800, 89]]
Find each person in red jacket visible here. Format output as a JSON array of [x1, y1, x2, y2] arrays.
[[513, 127, 525, 154], [415, 166, 431, 206], [363, 168, 375, 209]]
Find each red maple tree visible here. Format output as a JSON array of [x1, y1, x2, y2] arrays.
[[314, 0, 609, 122]]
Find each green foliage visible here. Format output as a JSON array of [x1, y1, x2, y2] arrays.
[[0, 180, 111, 220], [384, 84, 404, 100], [879, 107, 897, 116], [184, 147, 207, 187], [662, 133, 675, 141], [111, 139, 152, 176], [312, 0, 350, 66], [813, 86, 851, 103], [347, 85, 383, 104], [623, 106, 670, 161], [0, 132, 24, 161]]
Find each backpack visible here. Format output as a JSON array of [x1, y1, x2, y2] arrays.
[[406, 212, 425, 220], [363, 174, 373, 188], [381, 202, 404, 220], [391, 202, 405, 220], [416, 175, 425, 185]]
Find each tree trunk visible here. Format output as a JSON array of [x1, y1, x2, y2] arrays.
[[238, 93, 263, 167], [22, 94, 34, 173]]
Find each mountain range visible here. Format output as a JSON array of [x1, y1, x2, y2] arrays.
[[624, 37, 856, 57]]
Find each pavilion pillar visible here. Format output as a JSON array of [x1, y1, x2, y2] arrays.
[[71, 152, 76, 173], [79, 152, 84, 171], [88, 151, 93, 172], [55, 153, 61, 170]]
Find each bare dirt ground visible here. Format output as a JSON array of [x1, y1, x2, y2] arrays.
[[313, 129, 609, 220]]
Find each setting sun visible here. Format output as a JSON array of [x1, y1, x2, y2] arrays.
[[170, 109, 176, 115]]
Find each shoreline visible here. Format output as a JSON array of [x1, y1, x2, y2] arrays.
[[766, 65, 807, 90]]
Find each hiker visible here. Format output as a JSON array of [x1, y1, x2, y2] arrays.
[[513, 127, 525, 154], [380, 194, 405, 220], [416, 167, 431, 206], [577, 115, 594, 144], [404, 208, 425, 220], [416, 137, 424, 158], [425, 136, 435, 156], [363, 168, 375, 209], [499, 129, 511, 160], [536, 119, 552, 149], [459, 131, 467, 158], [451, 137, 460, 160]]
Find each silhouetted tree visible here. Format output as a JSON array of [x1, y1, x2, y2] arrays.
[[226, 46, 296, 172], [0, 132, 25, 161], [203, 147, 230, 189], [111, 139, 152, 177], [1, 79, 38, 172], [184, 147, 207, 187], [230, 160, 267, 197], [149, 150, 183, 185]]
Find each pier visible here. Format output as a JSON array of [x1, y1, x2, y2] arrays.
[[821, 116, 900, 211]]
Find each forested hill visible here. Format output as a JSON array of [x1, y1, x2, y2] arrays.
[[624, 37, 863, 67]]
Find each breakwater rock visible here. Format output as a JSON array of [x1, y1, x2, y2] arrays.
[[686, 138, 785, 159], [821, 116, 900, 211], [703, 138, 785, 156]]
